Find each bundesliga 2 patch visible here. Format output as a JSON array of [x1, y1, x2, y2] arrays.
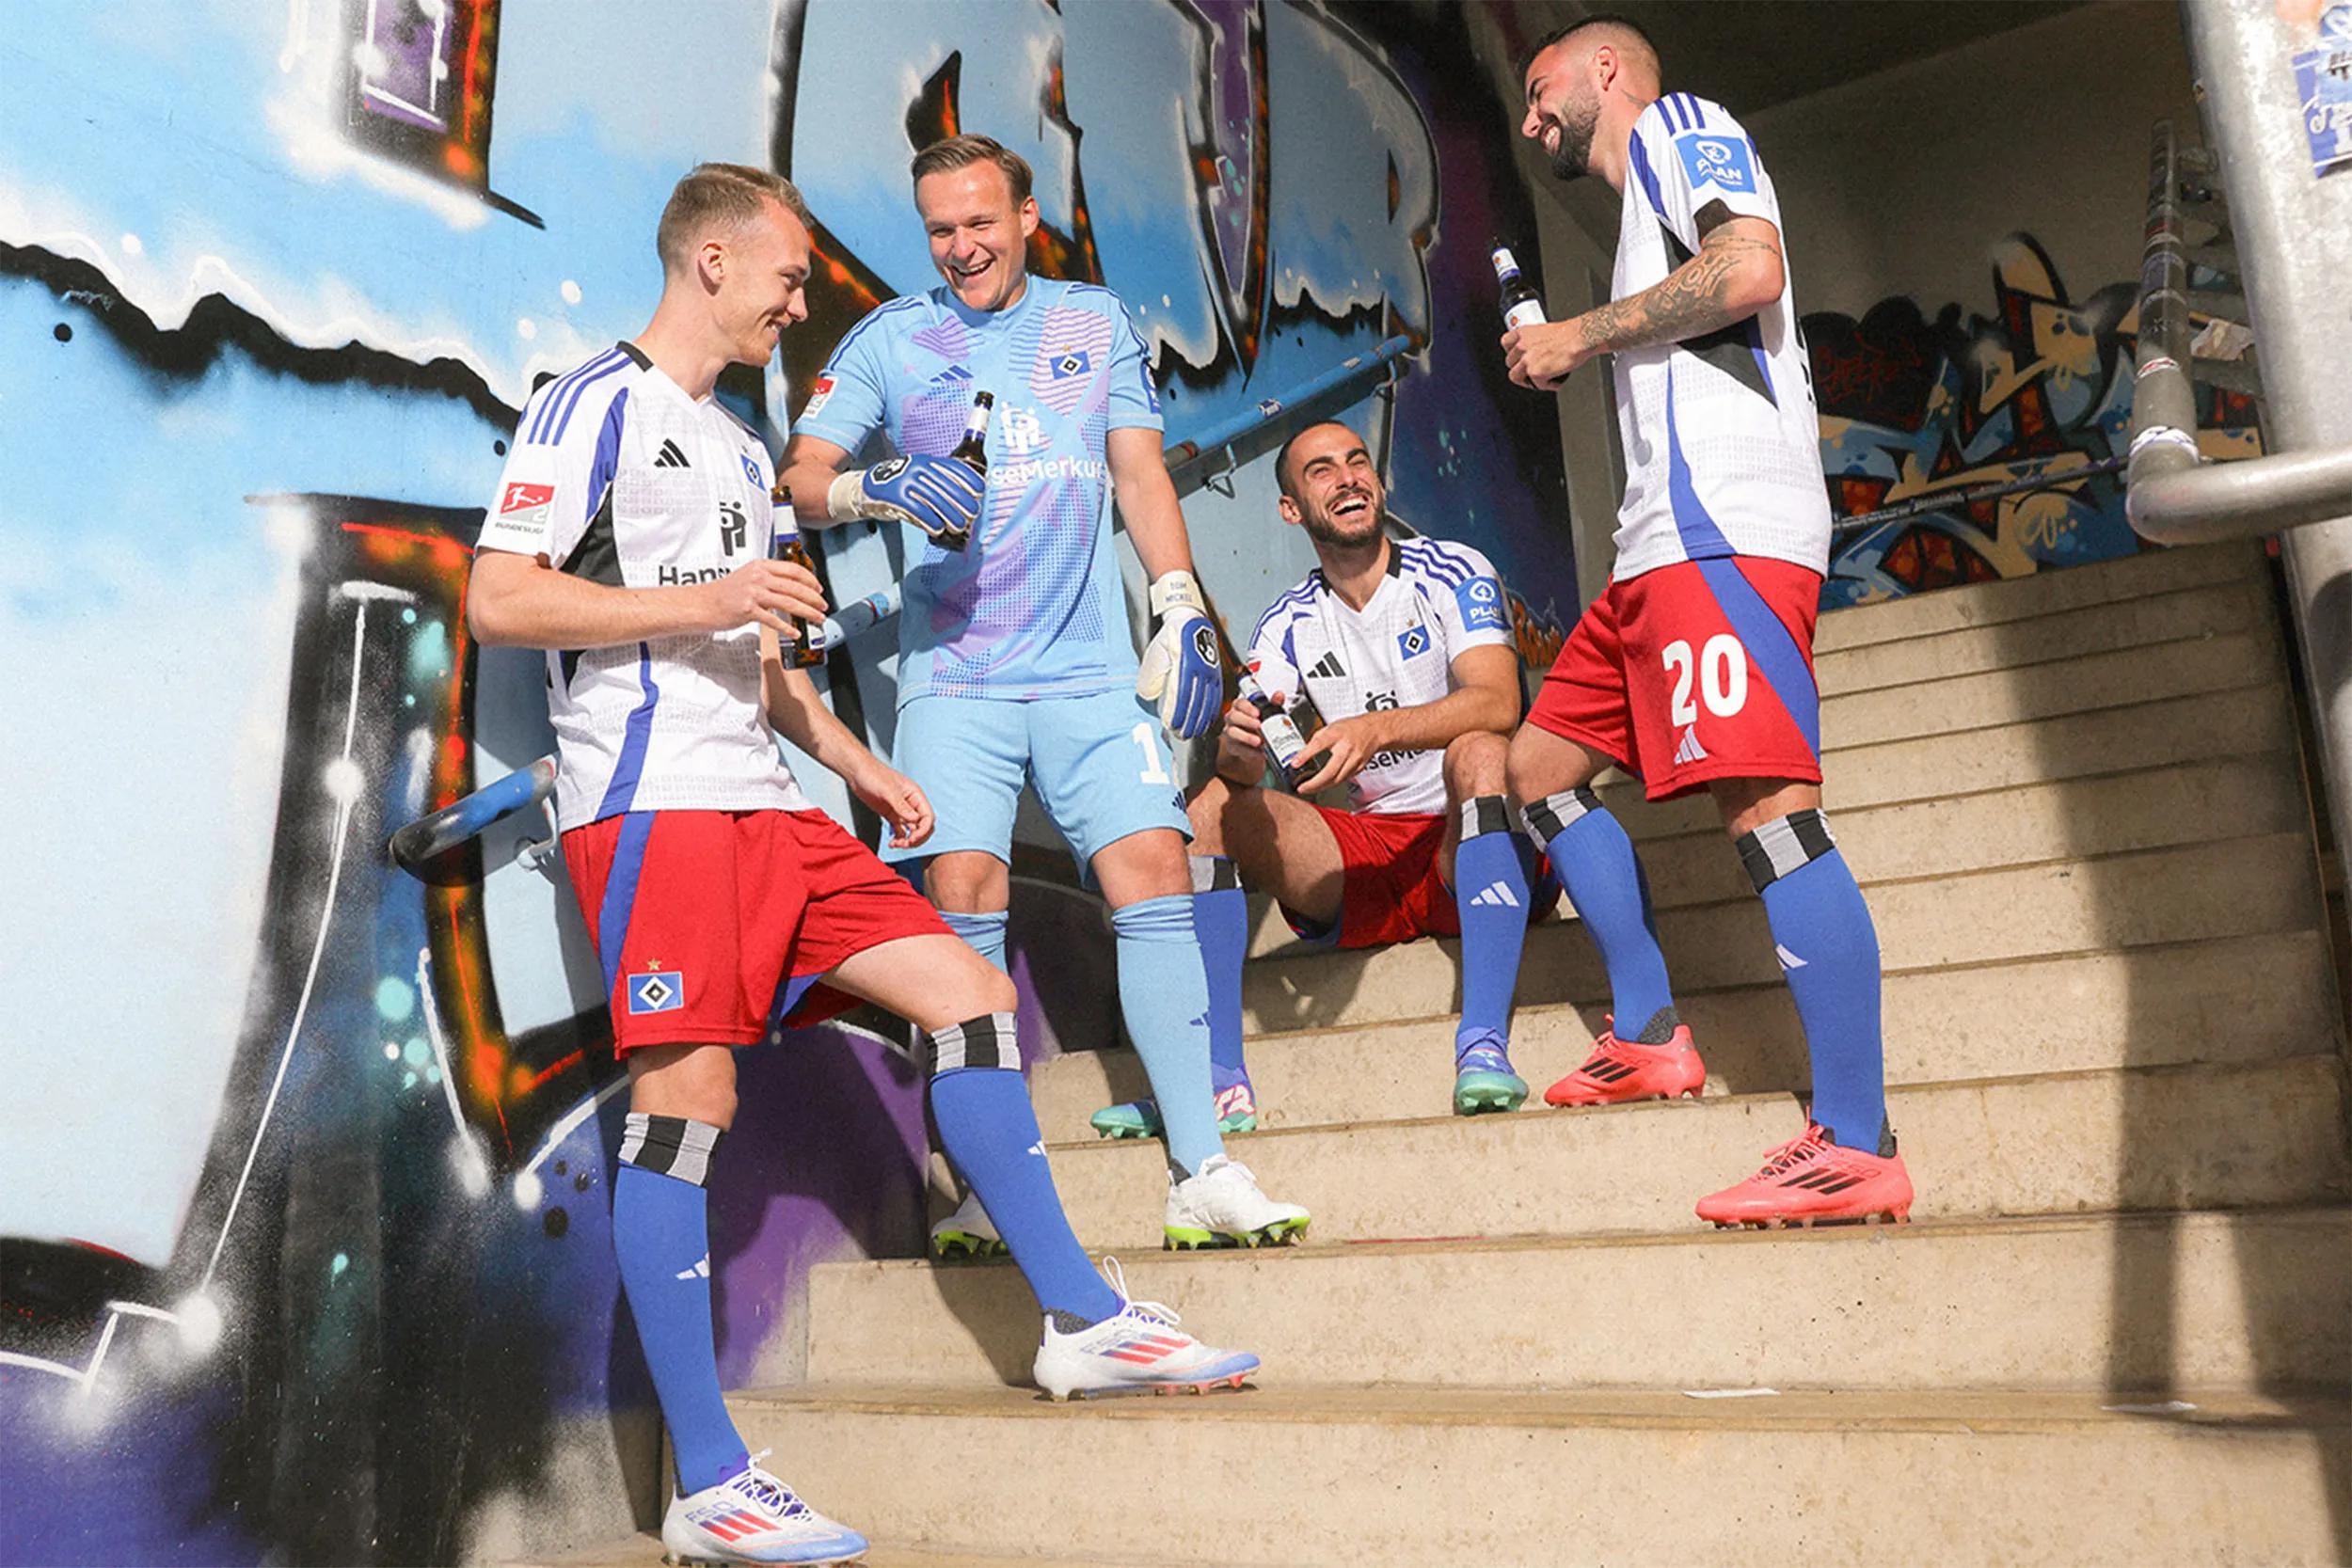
[[1456, 577, 1509, 633], [1676, 132, 1756, 194], [628, 969, 686, 1016], [498, 482, 554, 525], [802, 375, 835, 420]]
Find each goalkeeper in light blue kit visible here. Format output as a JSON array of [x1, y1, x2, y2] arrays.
[[780, 134, 1310, 1254]]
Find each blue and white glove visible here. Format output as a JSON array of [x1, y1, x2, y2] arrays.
[[1136, 571, 1223, 740], [829, 454, 983, 545]]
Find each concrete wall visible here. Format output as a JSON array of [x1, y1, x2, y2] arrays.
[[0, 2, 1568, 1563]]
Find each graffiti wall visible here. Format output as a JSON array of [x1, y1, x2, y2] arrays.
[[0, 2, 1569, 1563], [1810, 233, 2263, 609]]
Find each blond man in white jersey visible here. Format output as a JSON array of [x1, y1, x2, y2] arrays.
[[1501, 18, 1914, 1227], [468, 164, 1257, 1568]]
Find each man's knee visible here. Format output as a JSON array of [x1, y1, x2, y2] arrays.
[[1444, 731, 1510, 797], [1187, 773, 1244, 855], [628, 1042, 740, 1130], [946, 954, 1020, 1021], [1506, 725, 1603, 806], [926, 851, 1009, 913]]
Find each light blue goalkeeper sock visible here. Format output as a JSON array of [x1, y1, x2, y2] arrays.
[[1112, 894, 1222, 1177]]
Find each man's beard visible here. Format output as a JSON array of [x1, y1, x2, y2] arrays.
[[1300, 502, 1386, 550], [1548, 100, 1599, 180]]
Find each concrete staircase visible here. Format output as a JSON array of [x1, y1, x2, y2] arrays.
[[737, 542, 2352, 1566]]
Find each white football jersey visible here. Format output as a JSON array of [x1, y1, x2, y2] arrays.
[[1607, 93, 1832, 583], [479, 342, 810, 831], [1246, 537, 1515, 816]]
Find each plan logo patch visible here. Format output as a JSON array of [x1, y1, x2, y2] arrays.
[[628, 968, 686, 1016], [499, 482, 554, 524], [1456, 577, 1509, 633], [1676, 133, 1756, 193]]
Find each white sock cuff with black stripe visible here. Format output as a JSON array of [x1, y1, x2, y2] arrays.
[[1189, 854, 1241, 894], [1457, 794, 1514, 840], [1521, 786, 1602, 843], [618, 1112, 723, 1188], [1734, 808, 1836, 894], [929, 1011, 1020, 1074]]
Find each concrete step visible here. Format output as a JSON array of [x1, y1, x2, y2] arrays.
[[1818, 626, 2279, 752], [1035, 928, 2339, 1129], [1240, 832, 2324, 1037], [729, 1383, 2350, 1568], [806, 1208, 2352, 1395], [1814, 536, 2263, 654], [1814, 576, 2271, 696], [1628, 752, 2309, 912], [1235, 685, 2304, 957], [1022, 1054, 2347, 1249]]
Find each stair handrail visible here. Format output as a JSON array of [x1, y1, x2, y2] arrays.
[[2125, 119, 2352, 544]]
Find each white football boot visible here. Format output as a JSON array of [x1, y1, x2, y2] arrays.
[[661, 1452, 866, 1565], [927, 1189, 1004, 1261], [1164, 1151, 1311, 1249], [1031, 1257, 1261, 1401]]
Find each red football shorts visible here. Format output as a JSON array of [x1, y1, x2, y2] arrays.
[[562, 807, 946, 1054], [1281, 806, 1559, 950], [1526, 557, 1825, 801]]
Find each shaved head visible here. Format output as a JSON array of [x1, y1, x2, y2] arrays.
[[1519, 16, 1661, 95], [1519, 14, 1663, 182]]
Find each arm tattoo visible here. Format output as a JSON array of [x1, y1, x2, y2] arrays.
[[1579, 230, 1781, 356]]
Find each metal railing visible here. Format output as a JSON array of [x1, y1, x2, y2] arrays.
[[2153, 0, 2352, 925], [2125, 118, 2352, 544]]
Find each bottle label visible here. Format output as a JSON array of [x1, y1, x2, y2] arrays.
[[1503, 299, 1547, 332], [1489, 246, 1520, 283]]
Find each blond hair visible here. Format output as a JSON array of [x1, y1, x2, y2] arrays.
[[909, 135, 1034, 204], [657, 163, 813, 274]]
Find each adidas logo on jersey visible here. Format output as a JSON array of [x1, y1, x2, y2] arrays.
[[675, 1254, 711, 1280], [1308, 651, 1346, 681], [1469, 880, 1520, 909], [1674, 726, 1709, 766], [654, 438, 691, 468]]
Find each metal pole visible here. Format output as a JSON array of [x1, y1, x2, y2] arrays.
[[2176, 0, 2352, 909]]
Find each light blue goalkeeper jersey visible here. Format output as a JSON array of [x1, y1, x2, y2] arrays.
[[797, 277, 1164, 705]]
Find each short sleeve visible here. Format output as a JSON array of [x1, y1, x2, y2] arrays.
[[1431, 545, 1515, 658], [1638, 97, 1776, 249], [477, 374, 614, 562], [793, 308, 896, 453], [1246, 607, 1303, 704], [1104, 295, 1163, 433]]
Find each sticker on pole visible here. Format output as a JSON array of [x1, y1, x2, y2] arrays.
[[2291, 31, 2352, 177]]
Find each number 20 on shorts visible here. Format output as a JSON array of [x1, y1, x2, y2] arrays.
[[1662, 635, 1748, 725]]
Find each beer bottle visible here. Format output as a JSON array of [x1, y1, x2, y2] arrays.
[[935, 389, 992, 553], [1238, 669, 1313, 790], [768, 483, 827, 668], [1492, 242, 1547, 331]]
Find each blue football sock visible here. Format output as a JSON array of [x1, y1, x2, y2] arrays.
[[929, 1014, 1120, 1324], [1738, 812, 1888, 1150], [612, 1116, 748, 1494], [1523, 789, 1677, 1040], [942, 908, 1009, 974], [1112, 895, 1222, 1177], [1190, 857, 1249, 1076], [1452, 797, 1534, 1056]]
